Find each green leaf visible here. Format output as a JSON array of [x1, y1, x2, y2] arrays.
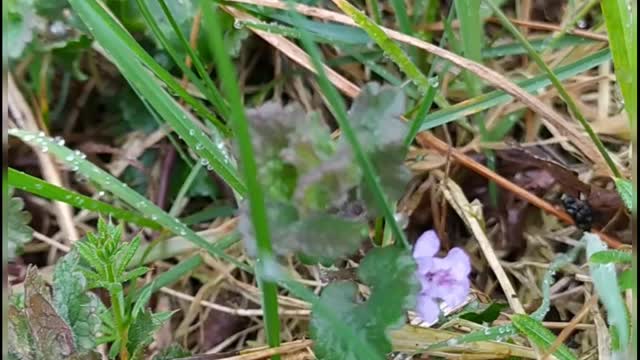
[[619, 269, 633, 290], [459, 302, 508, 324], [6, 0, 42, 59], [590, 250, 633, 264], [511, 314, 577, 360], [346, 83, 411, 213], [7, 188, 34, 260], [614, 178, 634, 211], [585, 232, 630, 350], [8, 305, 38, 360], [311, 246, 419, 359], [127, 310, 176, 360], [152, 344, 191, 360], [52, 251, 103, 354]]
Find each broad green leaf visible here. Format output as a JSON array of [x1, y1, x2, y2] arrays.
[[512, 314, 577, 360], [7, 188, 33, 260], [585, 232, 630, 350], [6, 0, 42, 59], [52, 251, 103, 354], [590, 250, 633, 264], [459, 302, 508, 325], [614, 178, 634, 211], [311, 246, 419, 359]]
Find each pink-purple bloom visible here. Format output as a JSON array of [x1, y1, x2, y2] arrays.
[[413, 230, 471, 323]]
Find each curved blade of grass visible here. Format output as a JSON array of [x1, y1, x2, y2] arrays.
[[418, 48, 611, 131], [133, 0, 228, 119], [425, 324, 518, 351], [601, 0, 636, 124], [286, 0, 409, 249], [585, 232, 630, 350], [151, 0, 230, 119], [9, 129, 251, 273], [68, 0, 246, 195], [332, 0, 430, 93], [76, 0, 229, 135], [512, 314, 578, 360], [8, 168, 160, 230], [483, 0, 621, 178], [203, 4, 280, 354], [590, 250, 633, 264]]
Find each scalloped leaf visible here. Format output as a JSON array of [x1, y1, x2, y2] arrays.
[[8, 188, 34, 260], [310, 246, 419, 359]]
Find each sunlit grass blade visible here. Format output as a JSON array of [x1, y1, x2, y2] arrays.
[[8, 168, 160, 230], [68, 0, 246, 195], [483, 0, 622, 178], [286, 1, 409, 249], [9, 129, 251, 273], [418, 49, 611, 131], [332, 0, 430, 93], [203, 4, 281, 355], [601, 0, 636, 124]]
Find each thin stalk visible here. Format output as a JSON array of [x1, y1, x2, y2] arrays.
[[484, 0, 622, 178], [287, 0, 409, 249], [203, 4, 281, 356]]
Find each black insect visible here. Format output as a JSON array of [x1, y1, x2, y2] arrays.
[[561, 194, 593, 231]]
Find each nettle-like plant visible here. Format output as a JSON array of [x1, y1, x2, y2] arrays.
[[8, 218, 177, 360]]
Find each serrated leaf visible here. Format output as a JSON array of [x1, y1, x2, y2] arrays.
[[614, 178, 634, 211], [127, 310, 176, 360], [311, 246, 419, 359], [116, 235, 142, 276], [52, 251, 103, 354], [590, 250, 633, 264], [152, 344, 191, 360], [8, 188, 34, 260], [585, 232, 630, 350], [344, 83, 411, 213], [512, 314, 577, 360]]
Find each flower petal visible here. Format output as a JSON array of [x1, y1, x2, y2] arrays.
[[444, 247, 471, 278], [413, 230, 440, 258], [439, 278, 470, 308], [416, 294, 440, 324]]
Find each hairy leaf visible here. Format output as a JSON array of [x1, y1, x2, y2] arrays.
[[52, 251, 103, 353], [8, 188, 34, 260], [345, 83, 411, 213], [311, 246, 419, 359], [152, 345, 191, 360], [128, 310, 176, 360]]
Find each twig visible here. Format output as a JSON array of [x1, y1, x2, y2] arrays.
[[434, 171, 526, 314], [542, 293, 599, 359]]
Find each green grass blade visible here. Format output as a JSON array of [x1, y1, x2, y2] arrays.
[[483, 0, 622, 178], [9, 129, 251, 273], [203, 4, 281, 354], [78, 0, 229, 134], [8, 168, 160, 230], [601, 0, 636, 124], [286, 0, 409, 249], [512, 314, 578, 360], [333, 0, 430, 93], [418, 49, 611, 131], [68, 0, 246, 195], [153, 0, 230, 119], [454, 0, 483, 98]]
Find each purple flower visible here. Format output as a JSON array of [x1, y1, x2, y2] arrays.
[[413, 230, 471, 323]]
